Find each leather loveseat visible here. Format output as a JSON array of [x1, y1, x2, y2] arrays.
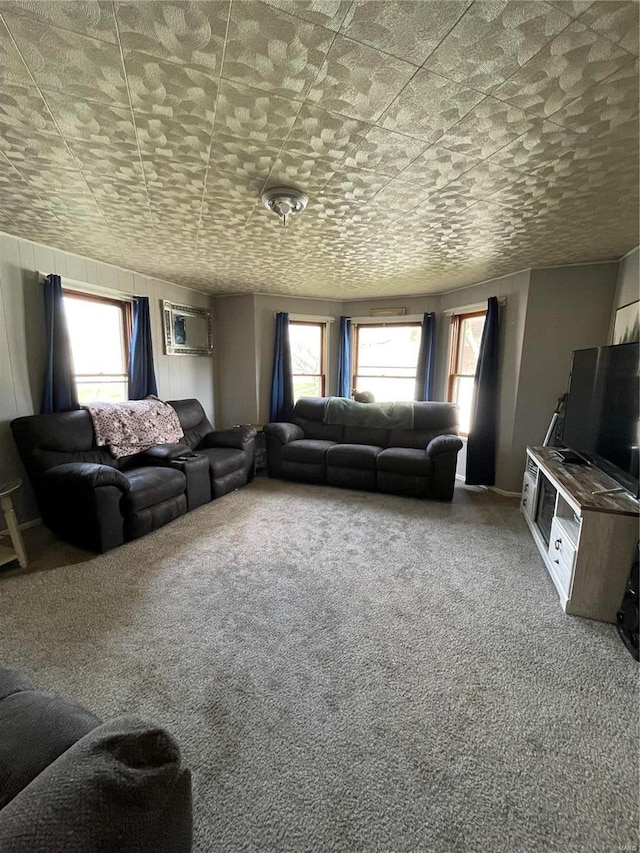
[[11, 399, 255, 553], [264, 397, 463, 501]]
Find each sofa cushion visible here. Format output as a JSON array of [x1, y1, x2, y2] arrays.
[[326, 443, 383, 470], [123, 467, 186, 512], [387, 429, 437, 450], [0, 716, 192, 853], [196, 447, 246, 478], [343, 426, 389, 447], [281, 439, 336, 464], [0, 669, 100, 810], [377, 447, 433, 477], [294, 418, 344, 442]]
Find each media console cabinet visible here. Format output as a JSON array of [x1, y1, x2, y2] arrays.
[[521, 446, 639, 623]]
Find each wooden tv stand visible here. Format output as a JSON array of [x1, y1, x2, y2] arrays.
[[521, 446, 639, 623]]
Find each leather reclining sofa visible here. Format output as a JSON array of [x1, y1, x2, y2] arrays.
[[264, 397, 463, 501], [11, 399, 255, 553]]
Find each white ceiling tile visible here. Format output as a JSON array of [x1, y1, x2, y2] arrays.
[[263, 0, 351, 30], [213, 79, 301, 147], [115, 1, 229, 72], [42, 91, 138, 145], [550, 57, 639, 136], [434, 97, 534, 160], [0, 82, 58, 134], [284, 103, 370, 163], [340, 1, 472, 66], [306, 35, 418, 122], [492, 20, 634, 120], [379, 69, 485, 143], [343, 126, 429, 177], [394, 145, 482, 189], [4, 13, 129, 106], [423, 1, 572, 94], [208, 133, 279, 181], [223, 1, 334, 99], [125, 52, 219, 124], [578, 1, 639, 55], [0, 1, 118, 43], [0, 0, 636, 296]]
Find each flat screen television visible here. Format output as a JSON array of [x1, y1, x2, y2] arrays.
[[562, 342, 639, 498]]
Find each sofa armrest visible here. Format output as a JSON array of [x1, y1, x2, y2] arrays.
[[426, 434, 463, 458], [43, 463, 130, 492], [0, 717, 192, 853], [39, 464, 128, 552], [138, 444, 196, 463], [263, 423, 304, 444], [201, 427, 257, 450]]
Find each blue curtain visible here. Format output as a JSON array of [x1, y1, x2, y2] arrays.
[[40, 274, 78, 414], [269, 312, 294, 422], [466, 297, 500, 486], [337, 316, 352, 398], [414, 312, 436, 401], [128, 296, 158, 400]]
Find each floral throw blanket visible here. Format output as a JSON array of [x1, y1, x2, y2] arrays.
[[85, 396, 184, 459]]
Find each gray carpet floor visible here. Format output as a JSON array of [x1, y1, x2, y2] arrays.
[[1, 478, 637, 853]]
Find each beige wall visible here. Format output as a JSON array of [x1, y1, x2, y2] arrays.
[[0, 232, 215, 523], [215, 261, 619, 493], [510, 263, 618, 490], [254, 294, 343, 425], [213, 294, 258, 427], [613, 246, 639, 312], [2, 227, 631, 522]]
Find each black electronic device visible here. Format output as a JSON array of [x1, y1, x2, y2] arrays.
[[562, 342, 640, 498], [617, 544, 639, 661]]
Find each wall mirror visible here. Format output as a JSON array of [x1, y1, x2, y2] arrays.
[[162, 300, 213, 356]]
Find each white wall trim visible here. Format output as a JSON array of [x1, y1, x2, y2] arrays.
[[617, 244, 640, 261], [489, 486, 520, 497], [41, 272, 135, 302], [350, 314, 424, 325], [443, 297, 506, 316], [288, 313, 335, 324]]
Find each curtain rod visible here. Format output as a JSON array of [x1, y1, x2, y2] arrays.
[[443, 297, 506, 316], [39, 272, 135, 302]]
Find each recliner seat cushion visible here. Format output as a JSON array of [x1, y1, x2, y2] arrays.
[[123, 467, 186, 512], [281, 439, 336, 465], [377, 448, 433, 477], [343, 426, 389, 446], [196, 447, 246, 478], [326, 444, 383, 470]]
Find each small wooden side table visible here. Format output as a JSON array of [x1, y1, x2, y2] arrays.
[[0, 480, 28, 569]]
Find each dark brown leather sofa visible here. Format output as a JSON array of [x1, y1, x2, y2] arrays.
[[11, 399, 255, 553], [264, 397, 463, 500]]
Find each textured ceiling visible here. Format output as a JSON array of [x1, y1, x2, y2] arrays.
[[0, 0, 638, 298]]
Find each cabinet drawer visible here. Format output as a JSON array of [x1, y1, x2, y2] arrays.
[[548, 517, 577, 594], [521, 473, 536, 521]]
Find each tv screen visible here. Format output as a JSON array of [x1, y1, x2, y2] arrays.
[[562, 342, 639, 498]]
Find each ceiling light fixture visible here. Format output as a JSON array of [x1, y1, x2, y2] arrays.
[[261, 187, 308, 227]]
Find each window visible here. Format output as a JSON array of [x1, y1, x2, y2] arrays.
[[447, 311, 486, 435], [63, 291, 130, 405], [353, 323, 421, 402], [290, 321, 326, 401]]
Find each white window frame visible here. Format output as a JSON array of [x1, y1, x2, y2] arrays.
[[62, 288, 132, 404], [289, 317, 329, 401], [446, 310, 487, 437], [351, 316, 424, 402]]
